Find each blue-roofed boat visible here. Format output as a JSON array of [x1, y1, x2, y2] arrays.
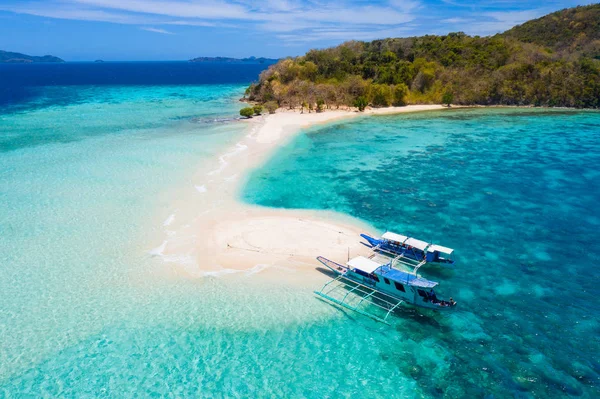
[[360, 232, 455, 266], [315, 246, 457, 323]]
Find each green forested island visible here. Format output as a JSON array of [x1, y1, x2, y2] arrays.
[[247, 4, 600, 109], [0, 50, 64, 63]]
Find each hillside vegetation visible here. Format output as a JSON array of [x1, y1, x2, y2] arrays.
[[247, 4, 600, 109], [502, 4, 600, 58]]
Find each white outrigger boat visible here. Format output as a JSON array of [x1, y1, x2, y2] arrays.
[[361, 232, 455, 266], [315, 237, 456, 324]]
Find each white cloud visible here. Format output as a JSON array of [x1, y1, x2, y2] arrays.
[[70, 0, 251, 20], [0, 0, 574, 48], [65, 0, 415, 26], [276, 24, 414, 44], [0, 0, 421, 44], [458, 8, 548, 36], [263, 0, 298, 12], [165, 20, 234, 28], [1, 5, 160, 24], [483, 9, 547, 26], [441, 17, 472, 24], [389, 0, 422, 12], [140, 27, 175, 35]]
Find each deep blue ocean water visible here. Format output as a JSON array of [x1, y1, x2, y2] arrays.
[[0, 62, 266, 112], [243, 108, 600, 397]]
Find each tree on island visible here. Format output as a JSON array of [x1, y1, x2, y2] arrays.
[[442, 90, 454, 107], [253, 105, 263, 115], [316, 99, 325, 112], [354, 96, 368, 112], [371, 84, 394, 107], [240, 107, 254, 118], [393, 84, 409, 106], [264, 101, 278, 114]]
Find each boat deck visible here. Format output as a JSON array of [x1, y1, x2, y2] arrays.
[[378, 265, 438, 288], [368, 251, 423, 274]]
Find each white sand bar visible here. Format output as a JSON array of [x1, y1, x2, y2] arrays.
[[157, 105, 446, 283]]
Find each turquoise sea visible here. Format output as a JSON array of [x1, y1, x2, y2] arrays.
[[243, 108, 600, 397], [1, 62, 599, 398]]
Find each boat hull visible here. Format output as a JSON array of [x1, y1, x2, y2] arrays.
[[316, 256, 456, 312], [360, 233, 381, 248], [316, 256, 347, 274], [344, 269, 456, 311]]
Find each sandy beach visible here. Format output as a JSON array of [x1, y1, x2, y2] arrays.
[[154, 105, 447, 283]]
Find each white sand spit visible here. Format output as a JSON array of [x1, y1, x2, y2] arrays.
[[156, 105, 447, 283]]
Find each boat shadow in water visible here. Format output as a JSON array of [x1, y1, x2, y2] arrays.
[[313, 294, 381, 328], [315, 267, 338, 279]]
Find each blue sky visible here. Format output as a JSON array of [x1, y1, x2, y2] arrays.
[[0, 0, 595, 61]]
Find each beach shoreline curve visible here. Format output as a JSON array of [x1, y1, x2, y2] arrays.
[[155, 104, 448, 283]]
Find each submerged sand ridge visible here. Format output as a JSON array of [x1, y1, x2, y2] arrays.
[[153, 105, 446, 282]]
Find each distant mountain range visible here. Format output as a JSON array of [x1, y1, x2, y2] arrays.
[[0, 50, 64, 63], [189, 56, 279, 64]]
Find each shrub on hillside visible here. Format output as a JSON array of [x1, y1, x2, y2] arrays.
[[240, 107, 254, 118], [442, 90, 454, 107], [354, 96, 368, 111]]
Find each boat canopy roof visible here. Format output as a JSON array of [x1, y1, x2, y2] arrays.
[[404, 237, 429, 251], [380, 231, 454, 256], [381, 232, 408, 243], [347, 256, 382, 274], [428, 244, 454, 254], [379, 267, 438, 288]]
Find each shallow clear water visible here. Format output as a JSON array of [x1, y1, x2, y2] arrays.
[[243, 108, 600, 397], [0, 80, 256, 392], [1, 65, 427, 398]]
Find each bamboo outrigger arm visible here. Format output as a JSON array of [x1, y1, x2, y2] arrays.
[[314, 275, 405, 325]]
